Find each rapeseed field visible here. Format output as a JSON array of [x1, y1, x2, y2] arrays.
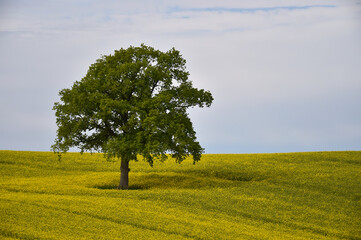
[[0, 151, 360, 239]]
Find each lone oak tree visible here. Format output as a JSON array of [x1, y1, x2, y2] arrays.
[[52, 45, 213, 189]]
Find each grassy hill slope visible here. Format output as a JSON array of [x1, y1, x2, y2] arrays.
[[0, 151, 360, 239]]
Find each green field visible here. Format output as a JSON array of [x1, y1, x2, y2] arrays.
[[0, 150, 360, 239]]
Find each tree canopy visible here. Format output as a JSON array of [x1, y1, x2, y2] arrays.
[[52, 44, 213, 189]]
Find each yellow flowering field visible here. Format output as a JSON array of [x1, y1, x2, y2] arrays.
[[0, 151, 360, 239]]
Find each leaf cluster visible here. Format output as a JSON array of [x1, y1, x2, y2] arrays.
[[52, 44, 213, 165]]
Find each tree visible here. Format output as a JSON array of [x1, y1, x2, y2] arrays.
[[52, 44, 213, 189]]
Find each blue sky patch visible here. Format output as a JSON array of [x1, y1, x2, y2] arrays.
[[169, 5, 336, 14]]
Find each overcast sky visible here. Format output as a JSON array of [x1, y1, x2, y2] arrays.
[[0, 0, 360, 153]]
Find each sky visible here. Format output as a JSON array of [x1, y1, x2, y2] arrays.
[[0, 0, 360, 153]]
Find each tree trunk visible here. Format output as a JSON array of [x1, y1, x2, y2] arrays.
[[118, 158, 130, 190]]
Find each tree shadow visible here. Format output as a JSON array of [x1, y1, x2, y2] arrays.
[[92, 171, 265, 190], [93, 184, 147, 190]]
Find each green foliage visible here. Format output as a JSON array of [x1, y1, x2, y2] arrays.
[[52, 44, 213, 165], [1, 151, 360, 239]]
